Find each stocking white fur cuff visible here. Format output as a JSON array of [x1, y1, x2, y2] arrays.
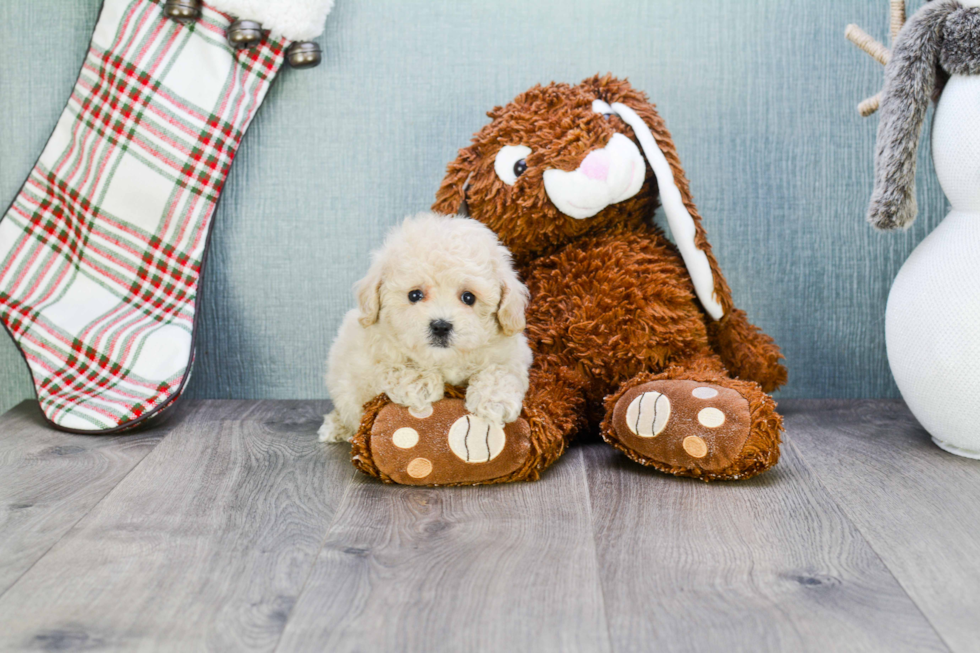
[[207, 0, 335, 40]]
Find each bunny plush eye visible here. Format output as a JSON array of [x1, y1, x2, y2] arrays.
[[494, 145, 532, 186]]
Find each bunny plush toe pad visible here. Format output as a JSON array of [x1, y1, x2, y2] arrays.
[[608, 380, 756, 479], [358, 398, 533, 486]]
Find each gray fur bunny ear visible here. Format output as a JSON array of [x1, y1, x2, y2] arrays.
[[868, 0, 958, 230], [868, 0, 959, 229]]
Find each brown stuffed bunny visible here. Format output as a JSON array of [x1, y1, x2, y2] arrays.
[[351, 74, 787, 485]]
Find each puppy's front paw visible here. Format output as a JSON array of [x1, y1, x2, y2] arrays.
[[466, 368, 526, 426], [386, 372, 444, 415], [466, 389, 523, 427]]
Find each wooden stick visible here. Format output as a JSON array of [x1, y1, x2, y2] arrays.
[[845, 2, 902, 118], [846, 24, 891, 66], [890, 0, 906, 42], [858, 93, 882, 117]]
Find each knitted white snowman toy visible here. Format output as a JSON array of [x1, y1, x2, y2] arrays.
[[849, 0, 980, 457]]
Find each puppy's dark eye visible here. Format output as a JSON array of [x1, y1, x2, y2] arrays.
[[408, 290, 424, 303], [513, 159, 527, 178], [460, 291, 476, 306]]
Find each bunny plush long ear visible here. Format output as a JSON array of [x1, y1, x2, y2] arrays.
[[433, 146, 479, 216], [608, 102, 727, 320], [868, 0, 957, 230], [596, 78, 786, 390], [599, 97, 733, 321]]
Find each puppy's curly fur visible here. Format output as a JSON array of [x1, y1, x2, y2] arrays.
[[319, 213, 532, 444]]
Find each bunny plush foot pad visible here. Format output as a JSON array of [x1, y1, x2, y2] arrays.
[[361, 399, 532, 486], [607, 380, 754, 479]]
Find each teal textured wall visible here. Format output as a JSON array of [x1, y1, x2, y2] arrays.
[[0, 0, 949, 416]]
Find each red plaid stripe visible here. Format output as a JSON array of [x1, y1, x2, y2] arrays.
[[74, 55, 163, 153], [127, 235, 198, 320], [178, 113, 241, 202]]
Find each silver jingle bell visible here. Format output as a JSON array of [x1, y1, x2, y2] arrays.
[[163, 0, 201, 23], [286, 41, 322, 69], [227, 19, 264, 49]]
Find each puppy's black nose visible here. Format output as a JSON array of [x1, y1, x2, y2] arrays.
[[429, 319, 453, 345]]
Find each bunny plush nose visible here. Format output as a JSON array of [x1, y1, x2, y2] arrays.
[[543, 133, 645, 220], [580, 150, 611, 181]]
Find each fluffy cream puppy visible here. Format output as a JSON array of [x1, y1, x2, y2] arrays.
[[318, 213, 532, 444]]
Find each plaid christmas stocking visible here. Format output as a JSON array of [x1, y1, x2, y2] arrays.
[[0, 0, 332, 432]]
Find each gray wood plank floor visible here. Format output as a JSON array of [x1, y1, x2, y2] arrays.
[[0, 399, 976, 653]]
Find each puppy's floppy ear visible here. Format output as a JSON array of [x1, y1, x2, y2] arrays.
[[494, 246, 529, 337], [354, 258, 384, 327]]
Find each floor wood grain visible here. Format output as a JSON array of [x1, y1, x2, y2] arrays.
[[277, 447, 612, 653], [0, 399, 977, 652], [784, 400, 980, 653], [0, 400, 354, 652], [584, 439, 948, 653], [0, 401, 184, 596]]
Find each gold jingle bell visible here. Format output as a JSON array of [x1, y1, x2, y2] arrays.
[[163, 0, 201, 23], [228, 19, 263, 49], [287, 42, 322, 69]]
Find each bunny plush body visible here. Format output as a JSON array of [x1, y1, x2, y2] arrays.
[[868, 0, 980, 457], [350, 75, 787, 486]]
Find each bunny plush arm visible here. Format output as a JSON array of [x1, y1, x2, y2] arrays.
[[868, 0, 959, 230]]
